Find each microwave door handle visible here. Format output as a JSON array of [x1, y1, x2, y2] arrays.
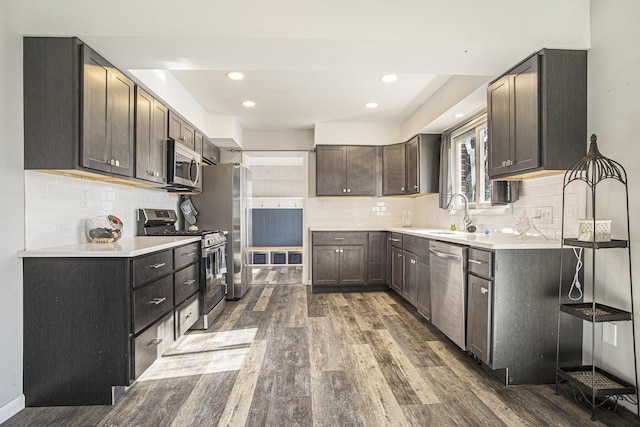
[[190, 159, 200, 186]]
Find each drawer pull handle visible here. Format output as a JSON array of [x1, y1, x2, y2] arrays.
[[391, 238, 400, 242], [150, 338, 164, 346], [184, 279, 196, 286], [149, 262, 166, 269], [182, 252, 196, 257], [149, 297, 167, 305], [411, 259, 417, 264], [185, 312, 192, 319], [333, 237, 345, 240], [469, 259, 485, 265], [480, 287, 489, 295]]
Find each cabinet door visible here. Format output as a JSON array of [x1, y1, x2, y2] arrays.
[[339, 245, 366, 285], [488, 74, 511, 177], [108, 67, 135, 177], [135, 88, 167, 184], [385, 234, 392, 286], [345, 146, 377, 196], [312, 245, 340, 286], [367, 232, 386, 285], [510, 55, 539, 174], [415, 255, 431, 319], [82, 47, 110, 173], [194, 131, 204, 156], [391, 246, 403, 294], [406, 137, 419, 194], [82, 46, 134, 177], [168, 111, 183, 142], [383, 143, 406, 195], [316, 146, 346, 196], [403, 253, 418, 305], [467, 274, 492, 365], [182, 122, 196, 151]]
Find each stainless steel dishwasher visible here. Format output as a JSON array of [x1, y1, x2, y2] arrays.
[[429, 240, 467, 350]]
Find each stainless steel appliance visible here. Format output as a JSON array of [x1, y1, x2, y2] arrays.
[[191, 163, 252, 300], [137, 208, 227, 329], [429, 240, 468, 350], [167, 140, 202, 191]]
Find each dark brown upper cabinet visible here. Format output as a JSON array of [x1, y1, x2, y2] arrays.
[[135, 87, 168, 184], [202, 139, 220, 165], [316, 145, 381, 196], [382, 134, 440, 196], [487, 49, 587, 179], [24, 37, 135, 178], [382, 143, 406, 195], [168, 111, 196, 151]]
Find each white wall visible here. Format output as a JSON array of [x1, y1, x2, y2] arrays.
[[0, 0, 25, 422], [24, 172, 179, 249], [585, 0, 640, 401]]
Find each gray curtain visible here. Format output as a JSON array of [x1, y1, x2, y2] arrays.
[[439, 132, 453, 208]]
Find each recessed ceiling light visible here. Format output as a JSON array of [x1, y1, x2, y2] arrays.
[[380, 74, 397, 83], [242, 100, 256, 107], [454, 113, 465, 118], [227, 72, 244, 80], [365, 102, 379, 109]]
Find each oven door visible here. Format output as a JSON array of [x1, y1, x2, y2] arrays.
[[168, 141, 201, 188], [202, 244, 227, 312]]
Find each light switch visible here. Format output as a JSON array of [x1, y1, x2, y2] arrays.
[[603, 322, 617, 346]]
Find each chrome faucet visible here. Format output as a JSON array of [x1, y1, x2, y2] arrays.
[[447, 193, 472, 232]]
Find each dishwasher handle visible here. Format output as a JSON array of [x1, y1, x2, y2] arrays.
[[428, 247, 462, 261]]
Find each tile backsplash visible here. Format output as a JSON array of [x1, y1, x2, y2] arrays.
[[25, 171, 179, 249], [413, 174, 587, 238]]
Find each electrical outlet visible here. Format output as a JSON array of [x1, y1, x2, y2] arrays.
[[603, 322, 617, 346], [80, 190, 89, 208], [539, 206, 553, 224]]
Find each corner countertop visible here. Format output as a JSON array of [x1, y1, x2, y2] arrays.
[[18, 236, 201, 258], [309, 226, 561, 250]]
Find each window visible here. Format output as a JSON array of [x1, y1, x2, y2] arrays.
[[451, 115, 491, 209]]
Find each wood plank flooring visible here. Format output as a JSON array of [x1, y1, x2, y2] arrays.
[[6, 282, 639, 426]]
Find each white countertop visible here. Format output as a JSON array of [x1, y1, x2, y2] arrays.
[[18, 236, 201, 258], [310, 226, 561, 250]]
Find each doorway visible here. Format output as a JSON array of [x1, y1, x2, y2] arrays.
[[242, 152, 306, 285]]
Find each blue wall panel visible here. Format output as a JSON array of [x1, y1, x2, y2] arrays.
[[252, 208, 303, 247]]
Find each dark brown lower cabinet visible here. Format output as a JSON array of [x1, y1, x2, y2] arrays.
[[413, 255, 431, 320], [467, 274, 492, 365], [390, 246, 403, 294], [311, 244, 365, 286], [22, 242, 200, 406], [367, 232, 387, 285]]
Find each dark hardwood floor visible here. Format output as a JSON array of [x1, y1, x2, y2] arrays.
[[5, 280, 639, 426]]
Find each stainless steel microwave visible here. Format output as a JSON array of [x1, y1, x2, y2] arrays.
[[167, 140, 202, 190]]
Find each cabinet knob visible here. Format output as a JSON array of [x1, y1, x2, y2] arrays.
[[347, 189, 351, 193], [480, 287, 488, 294], [411, 259, 417, 264], [335, 249, 339, 253], [401, 187, 405, 191], [340, 249, 344, 253], [414, 185, 418, 189], [342, 189, 347, 193]]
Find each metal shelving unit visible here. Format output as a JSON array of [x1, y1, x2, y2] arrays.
[[556, 135, 638, 420]]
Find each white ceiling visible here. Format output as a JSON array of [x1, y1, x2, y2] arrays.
[[16, 0, 591, 137]]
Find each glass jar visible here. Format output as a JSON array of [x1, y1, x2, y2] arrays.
[[86, 215, 123, 243]]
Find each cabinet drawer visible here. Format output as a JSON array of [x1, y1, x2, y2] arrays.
[[390, 232, 403, 249], [313, 231, 367, 245], [174, 242, 199, 271], [403, 235, 429, 258], [134, 312, 174, 379], [175, 263, 200, 304], [133, 250, 173, 287], [468, 248, 493, 279], [133, 276, 173, 334], [176, 294, 200, 337]]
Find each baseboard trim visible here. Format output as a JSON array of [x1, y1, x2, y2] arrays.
[[0, 394, 25, 424]]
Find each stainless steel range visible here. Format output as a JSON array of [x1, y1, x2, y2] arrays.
[[137, 208, 227, 330]]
